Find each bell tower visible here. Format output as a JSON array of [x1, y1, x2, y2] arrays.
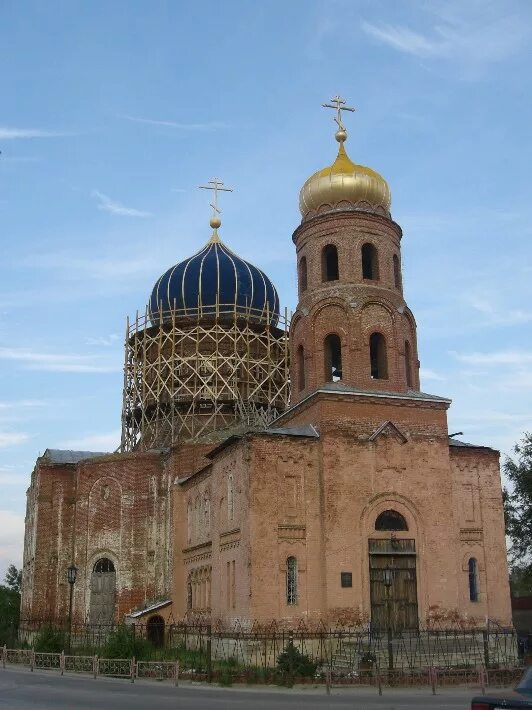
[[290, 97, 420, 403]]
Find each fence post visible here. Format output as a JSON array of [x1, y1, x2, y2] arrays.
[[2, 645, 6, 670], [174, 660, 179, 687], [30, 649, 35, 672], [131, 656, 135, 683], [387, 626, 394, 671], [93, 655, 98, 679], [288, 630, 295, 687], [479, 666, 486, 695], [325, 666, 331, 695], [60, 650, 65, 676], [429, 666, 436, 695], [206, 625, 212, 684], [483, 629, 490, 670], [375, 663, 382, 696]]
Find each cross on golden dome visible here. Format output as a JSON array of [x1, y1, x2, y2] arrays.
[[198, 178, 233, 237], [322, 95, 356, 142]]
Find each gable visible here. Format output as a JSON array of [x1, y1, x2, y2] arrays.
[[368, 420, 408, 444]]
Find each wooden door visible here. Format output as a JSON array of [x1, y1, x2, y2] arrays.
[[369, 554, 418, 630], [89, 559, 116, 624]]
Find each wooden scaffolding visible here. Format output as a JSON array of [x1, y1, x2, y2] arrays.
[[120, 303, 290, 451]]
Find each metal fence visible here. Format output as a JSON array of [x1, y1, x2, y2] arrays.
[[7, 621, 522, 680], [1, 644, 526, 691]]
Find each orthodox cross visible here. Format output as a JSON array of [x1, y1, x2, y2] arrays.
[[322, 95, 356, 132], [198, 178, 233, 224]]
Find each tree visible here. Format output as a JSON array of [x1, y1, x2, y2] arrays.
[[504, 433, 532, 580], [4, 564, 22, 593], [0, 564, 22, 645]]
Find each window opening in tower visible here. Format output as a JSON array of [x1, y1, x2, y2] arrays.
[[362, 243, 379, 280], [324, 334, 342, 382], [370, 332, 388, 379], [322, 245, 339, 281]]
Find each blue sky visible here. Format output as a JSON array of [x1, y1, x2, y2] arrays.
[[1, 0, 532, 577]]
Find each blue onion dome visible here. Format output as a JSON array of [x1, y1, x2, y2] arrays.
[[148, 233, 280, 326]]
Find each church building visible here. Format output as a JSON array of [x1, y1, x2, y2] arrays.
[[20, 98, 512, 629]]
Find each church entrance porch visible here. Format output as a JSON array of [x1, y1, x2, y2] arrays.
[[369, 539, 418, 630], [89, 558, 116, 624], [147, 615, 165, 647]]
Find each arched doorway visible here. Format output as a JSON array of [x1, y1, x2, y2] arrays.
[[89, 558, 116, 625], [147, 615, 165, 647], [369, 511, 418, 630]]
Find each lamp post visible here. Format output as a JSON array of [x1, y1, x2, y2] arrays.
[[67, 564, 78, 652], [383, 568, 394, 670]]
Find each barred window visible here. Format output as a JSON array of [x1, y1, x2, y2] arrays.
[[468, 558, 479, 602], [286, 556, 298, 605]]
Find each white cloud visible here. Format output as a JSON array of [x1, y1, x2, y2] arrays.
[[0, 510, 25, 579], [420, 367, 446, 381], [0, 346, 120, 373], [360, 8, 528, 72], [0, 432, 29, 448], [59, 430, 120, 451], [0, 400, 48, 409], [92, 190, 152, 218], [24, 251, 159, 281], [85, 334, 121, 347], [468, 296, 532, 327], [452, 350, 532, 366], [361, 21, 437, 56], [122, 115, 227, 131], [0, 465, 28, 487], [0, 127, 70, 140]]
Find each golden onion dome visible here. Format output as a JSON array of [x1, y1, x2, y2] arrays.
[[299, 130, 391, 221]]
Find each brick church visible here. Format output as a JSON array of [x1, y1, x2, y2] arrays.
[[21, 98, 512, 630]]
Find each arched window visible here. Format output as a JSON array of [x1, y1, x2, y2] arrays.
[[322, 244, 339, 282], [93, 558, 115, 573], [324, 334, 342, 382], [286, 556, 298, 605], [370, 332, 388, 379], [227, 474, 234, 522], [298, 257, 308, 292], [375, 510, 408, 531], [468, 558, 479, 602], [405, 340, 413, 388], [393, 254, 401, 289], [362, 243, 379, 280], [297, 345, 305, 392]]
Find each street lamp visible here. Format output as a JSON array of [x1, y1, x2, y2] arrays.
[[67, 564, 78, 651], [383, 568, 394, 670]]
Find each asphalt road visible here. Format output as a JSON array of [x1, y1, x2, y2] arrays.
[[0, 666, 476, 709]]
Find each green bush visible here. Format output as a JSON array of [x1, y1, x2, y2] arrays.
[[34, 625, 66, 653], [276, 643, 317, 679], [218, 667, 233, 686], [103, 625, 151, 659]]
